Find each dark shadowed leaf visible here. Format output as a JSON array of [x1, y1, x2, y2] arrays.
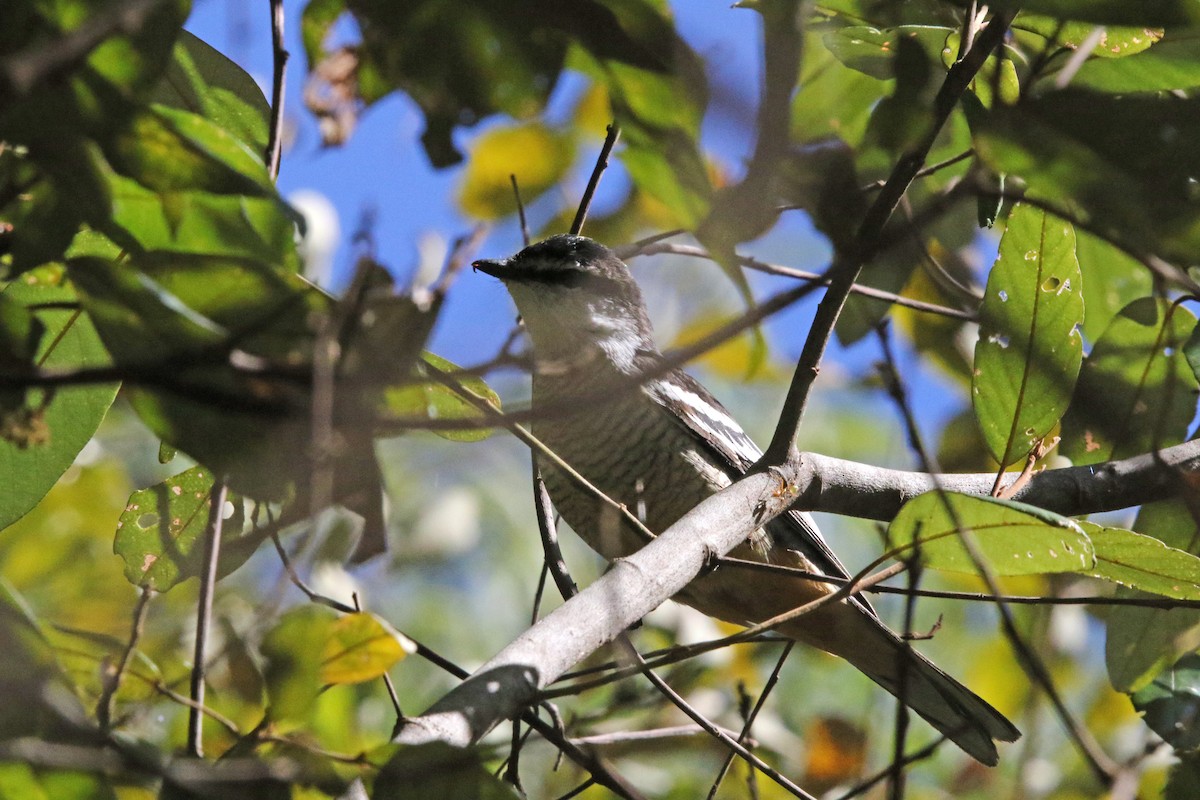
[[1131, 653, 1200, 750], [375, 743, 521, 800], [1061, 298, 1197, 465]]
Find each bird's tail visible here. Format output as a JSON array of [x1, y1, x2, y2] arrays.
[[815, 616, 1021, 765]]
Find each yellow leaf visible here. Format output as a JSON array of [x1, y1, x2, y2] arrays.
[[458, 122, 575, 220], [670, 311, 778, 381], [319, 612, 413, 685]]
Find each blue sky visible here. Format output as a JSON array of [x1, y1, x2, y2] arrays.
[[183, 0, 971, 432]]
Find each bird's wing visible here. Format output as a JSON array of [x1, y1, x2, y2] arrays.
[[648, 369, 873, 617]]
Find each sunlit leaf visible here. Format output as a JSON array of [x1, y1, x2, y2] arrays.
[[1105, 500, 1200, 692], [822, 25, 954, 80], [149, 31, 271, 155], [104, 105, 272, 196], [319, 612, 413, 685], [973, 203, 1083, 467], [458, 123, 575, 220], [0, 270, 118, 533], [1072, 32, 1200, 91], [114, 466, 260, 592], [888, 491, 1093, 575], [1014, 15, 1163, 59], [989, 1, 1200, 26], [382, 353, 499, 443], [1082, 522, 1200, 599], [1061, 298, 1197, 465]]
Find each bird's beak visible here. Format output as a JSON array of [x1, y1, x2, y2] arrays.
[[472, 258, 507, 278]]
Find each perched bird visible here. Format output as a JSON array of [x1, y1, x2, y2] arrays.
[[473, 234, 1020, 764]]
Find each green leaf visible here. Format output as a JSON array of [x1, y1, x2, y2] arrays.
[[972, 203, 1084, 467], [113, 466, 259, 592], [1061, 298, 1197, 465], [105, 170, 298, 268], [383, 352, 500, 443], [149, 31, 271, 155], [991, 1, 1200, 26], [1104, 501, 1200, 692], [1082, 522, 1200, 599], [375, 743, 522, 800], [319, 612, 413, 685], [263, 605, 337, 725], [1014, 15, 1163, 59], [822, 25, 954, 80], [888, 491, 1093, 575], [793, 31, 886, 146], [1131, 652, 1200, 750], [457, 122, 575, 220], [0, 270, 118, 532], [301, 0, 347, 67], [974, 90, 1200, 266], [1072, 32, 1200, 92], [1075, 229, 1153, 342], [104, 105, 272, 195]]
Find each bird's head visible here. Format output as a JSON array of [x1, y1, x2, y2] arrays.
[[473, 234, 655, 370]]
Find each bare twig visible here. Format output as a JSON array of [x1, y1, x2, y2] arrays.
[[97, 586, 154, 731], [705, 643, 794, 800], [187, 481, 228, 758], [511, 174, 530, 246], [265, 0, 289, 179], [617, 634, 817, 800], [631, 242, 975, 321], [762, 9, 1016, 465], [533, 458, 579, 602], [571, 124, 621, 236]]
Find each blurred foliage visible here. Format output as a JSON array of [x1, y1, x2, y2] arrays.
[[2, 0, 1200, 797]]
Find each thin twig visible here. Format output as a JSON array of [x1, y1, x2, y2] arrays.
[[533, 458, 579, 602], [618, 634, 818, 800], [187, 481, 228, 758], [265, 0, 288, 179], [97, 586, 154, 731], [705, 642, 794, 800], [632, 242, 975, 321], [511, 174, 530, 246], [834, 737, 946, 800], [761, 9, 1016, 465], [571, 124, 621, 236]]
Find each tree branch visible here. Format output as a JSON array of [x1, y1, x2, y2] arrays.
[[394, 465, 801, 749]]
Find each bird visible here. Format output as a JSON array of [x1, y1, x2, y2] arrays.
[[473, 233, 1020, 765]]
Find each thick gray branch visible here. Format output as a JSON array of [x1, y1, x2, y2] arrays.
[[394, 466, 798, 748], [800, 440, 1199, 520]]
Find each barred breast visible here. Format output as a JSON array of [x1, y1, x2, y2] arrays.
[[531, 371, 722, 561]]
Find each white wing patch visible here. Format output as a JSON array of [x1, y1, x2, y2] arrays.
[[654, 382, 763, 467]]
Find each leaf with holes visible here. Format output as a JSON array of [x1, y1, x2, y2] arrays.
[[319, 612, 413, 685], [1061, 298, 1197, 464], [1083, 522, 1200, 599], [888, 491, 1093, 575], [114, 466, 257, 592], [973, 203, 1083, 468]]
